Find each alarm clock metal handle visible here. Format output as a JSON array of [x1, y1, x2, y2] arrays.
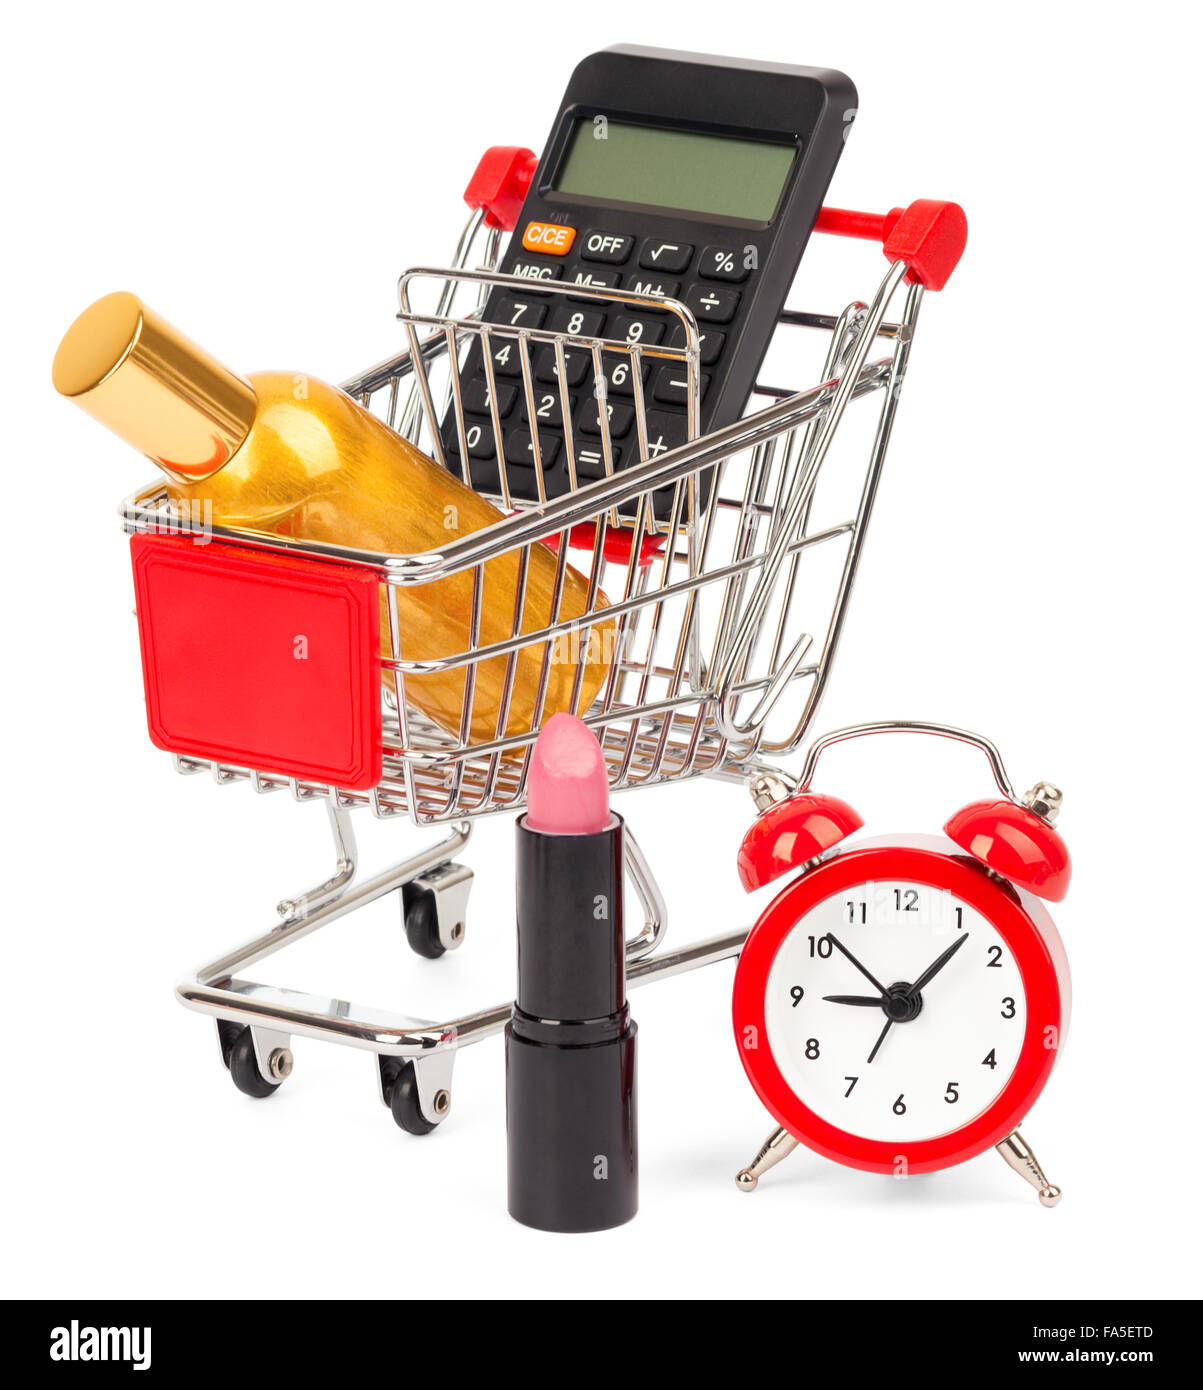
[[795, 720, 1017, 801]]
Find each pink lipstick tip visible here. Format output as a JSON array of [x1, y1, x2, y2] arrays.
[[526, 714, 610, 834]]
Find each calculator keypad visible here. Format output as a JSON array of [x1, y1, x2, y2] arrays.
[[442, 221, 758, 517]]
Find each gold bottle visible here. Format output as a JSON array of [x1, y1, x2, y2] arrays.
[[54, 293, 613, 746]]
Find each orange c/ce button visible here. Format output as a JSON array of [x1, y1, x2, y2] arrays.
[[521, 221, 577, 255]]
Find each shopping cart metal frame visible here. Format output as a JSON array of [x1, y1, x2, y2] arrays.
[[118, 167, 966, 1130]]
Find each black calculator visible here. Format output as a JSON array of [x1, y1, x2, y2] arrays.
[[442, 45, 856, 517]]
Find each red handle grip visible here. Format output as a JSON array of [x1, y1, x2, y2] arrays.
[[816, 198, 967, 291], [816, 206, 902, 242], [466, 149, 967, 288], [463, 146, 539, 231], [544, 522, 665, 569]]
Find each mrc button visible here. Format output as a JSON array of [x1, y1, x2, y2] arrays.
[[521, 220, 577, 255]]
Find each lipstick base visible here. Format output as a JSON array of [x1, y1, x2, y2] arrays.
[[505, 1017, 638, 1233]]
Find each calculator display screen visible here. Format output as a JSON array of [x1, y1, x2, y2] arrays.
[[553, 119, 795, 222]]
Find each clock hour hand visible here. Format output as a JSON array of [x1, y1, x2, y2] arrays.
[[823, 994, 887, 1006], [823, 934, 889, 998], [905, 932, 969, 997]]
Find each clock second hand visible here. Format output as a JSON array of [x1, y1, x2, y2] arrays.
[[866, 1018, 893, 1064]]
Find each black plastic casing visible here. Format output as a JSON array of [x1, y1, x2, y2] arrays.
[[444, 47, 857, 518], [506, 813, 637, 1233], [525, 45, 858, 433]]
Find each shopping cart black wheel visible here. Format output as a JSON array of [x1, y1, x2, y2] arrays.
[[387, 1061, 438, 1135], [226, 1025, 282, 1100], [403, 888, 446, 960]]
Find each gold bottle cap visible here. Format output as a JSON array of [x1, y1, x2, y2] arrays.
[[52, 292, 258, 484]]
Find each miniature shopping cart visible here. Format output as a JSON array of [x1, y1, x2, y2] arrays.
[[119, 147, 967, 1132]]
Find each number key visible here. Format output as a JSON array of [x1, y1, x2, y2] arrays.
[[599, 352, 650, 398], [485, 338, 526, 377], [534, 344, 590, 387], [610, 313, 665, 347], [575, 398, 634, 439], [550, 305, 607, 338], [443, 416, 497, 459], [462, 377, 517, 418], [530, 390, 565, 428], [487, 296, 547, 329]]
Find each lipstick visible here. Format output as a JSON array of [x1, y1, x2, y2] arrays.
[[506, 713, 638, 1232]]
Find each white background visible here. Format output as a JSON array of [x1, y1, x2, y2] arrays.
[[2, 0, 1198, 1301]]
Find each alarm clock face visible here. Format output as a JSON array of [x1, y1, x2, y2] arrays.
[[764, 881, 1025, 1142], [734, 841, 1067, 1173]]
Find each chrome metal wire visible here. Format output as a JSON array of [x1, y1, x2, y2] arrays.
[[123, 239, 923, 827]]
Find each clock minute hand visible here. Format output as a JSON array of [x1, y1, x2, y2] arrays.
[[906, 932, 969, 997], [823, 934, 889, 998]]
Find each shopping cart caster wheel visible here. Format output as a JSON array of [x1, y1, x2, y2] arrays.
[[403, 889, 445, 960], [386, 1061, 440, 1135], [225, 1026, 283, 1100], [401, 862, 472, 959]]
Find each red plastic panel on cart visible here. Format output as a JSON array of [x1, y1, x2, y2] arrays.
[[130, 534, 382, 790]]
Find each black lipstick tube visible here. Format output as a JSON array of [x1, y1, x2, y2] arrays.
[[506, 812, 637, 1232]]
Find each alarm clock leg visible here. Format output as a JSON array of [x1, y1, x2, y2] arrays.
[[996, 1129, 1062, 1208], [735, 1126, 799, 1192]]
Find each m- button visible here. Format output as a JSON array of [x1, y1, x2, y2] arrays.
[[521, 221, 577, 255]]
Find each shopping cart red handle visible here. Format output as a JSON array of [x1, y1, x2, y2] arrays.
[[543, 521, 665, 568], [816, 200, 968, 290], [463, 146, 539, 230], [465, 147, 967, 287]]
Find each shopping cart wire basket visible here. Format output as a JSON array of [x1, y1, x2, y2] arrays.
[[118, 148, 966, 1129]]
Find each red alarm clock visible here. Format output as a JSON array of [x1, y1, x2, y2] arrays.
[[731, 722, 1070, 1206]]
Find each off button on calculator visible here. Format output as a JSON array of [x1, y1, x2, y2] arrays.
[[581, 230, 634, 263]]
